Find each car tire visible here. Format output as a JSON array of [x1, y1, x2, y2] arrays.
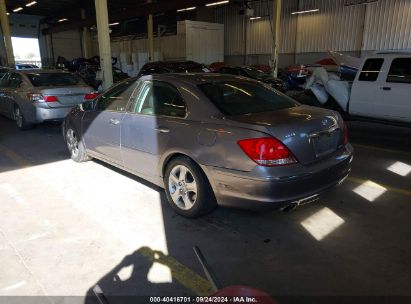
[[14, 105, 33, 130], [164, 156, 217, 218], [65, 126, 90, 162]]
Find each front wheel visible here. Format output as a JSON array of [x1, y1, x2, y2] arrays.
[[164, 157, 216, 218], [66, 127, 90, 162]]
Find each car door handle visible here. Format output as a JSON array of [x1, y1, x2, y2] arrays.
[[156, 127, 170, 133], [109, 118, 120, 125], [381, 87, 392, 91]]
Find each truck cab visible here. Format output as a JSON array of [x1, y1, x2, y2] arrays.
[[349, 53, 411, 124]]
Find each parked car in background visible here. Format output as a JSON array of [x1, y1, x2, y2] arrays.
[[209, 62, 226, 72], [55, 56, 128, 90], [76, 65, 129, 90], [63, 74, 353, 218], [305, 52, 411, 125], [138, 60, 210, 77], [15, 64, 40, 70], [217, 66, 288, 92], [0, 69, 95, 130]]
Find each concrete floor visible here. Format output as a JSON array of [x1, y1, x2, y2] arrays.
[[0, 115, 411, 302]]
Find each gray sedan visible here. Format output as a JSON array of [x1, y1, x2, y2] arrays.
[[63, 74, 353, 217], [0, 69, 95, 130]]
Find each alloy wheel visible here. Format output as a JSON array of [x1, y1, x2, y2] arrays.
[[14, 107, 23, 128], [66, 129, 79, 158], [168, 165, 198, 210]]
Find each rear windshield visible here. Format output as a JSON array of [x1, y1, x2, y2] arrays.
[[198, 80, 298, 116], [27, 73, 83, 87]]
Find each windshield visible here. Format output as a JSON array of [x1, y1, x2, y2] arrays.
[[243, 67, 266, 78], [27, 73, 84, 87], [198, 80, 298, 116]]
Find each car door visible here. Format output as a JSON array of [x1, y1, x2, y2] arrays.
[[82, 80, 138, 165], [121, 80, 187, 178], [373, 57, 411, 122], [350, 58, 384, 117], [3, 73, 25, 118], [0, 73, 10, 115]]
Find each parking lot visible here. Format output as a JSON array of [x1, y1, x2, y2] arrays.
[[1, 114, 410, 300]]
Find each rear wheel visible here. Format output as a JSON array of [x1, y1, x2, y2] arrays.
[[14, 105, 33, 130], [164, 156, 216, 218], [66, 127, 90, 162]]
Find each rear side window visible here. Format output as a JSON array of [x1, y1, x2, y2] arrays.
[[359, 59, 384, 82], [96, 80, 138, 112], [27, 73, 83, 86], [387, 58, 411, 84], [133, 81, 187, 118], [198, 81, 298, 116]]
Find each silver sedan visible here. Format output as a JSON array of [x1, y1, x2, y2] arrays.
[[0, 69, 95, 130], [63, 74, 353, 218]]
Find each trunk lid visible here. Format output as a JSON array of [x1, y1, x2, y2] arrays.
[[227, 105, 344, 165], [39, 86, 92, 107]]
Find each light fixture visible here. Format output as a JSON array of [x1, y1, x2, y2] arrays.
[[13, 7, 23, 12], [176, 6, 196, 12], [25, 1, 37, 7], [291, 8, 319, 15], [249, 16, 262, 20], [58, 18, 68, 22], [205, 1, 229, 7], [109, 22, 120, 26], [6, 12, 10, 15]]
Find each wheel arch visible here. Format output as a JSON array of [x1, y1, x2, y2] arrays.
[[161, 152, 215, 192]]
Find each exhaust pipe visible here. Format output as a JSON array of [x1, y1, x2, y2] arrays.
[[282, 203, 298, 212]]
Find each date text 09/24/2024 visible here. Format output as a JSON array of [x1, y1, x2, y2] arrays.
[[150, 296, 261, 303]]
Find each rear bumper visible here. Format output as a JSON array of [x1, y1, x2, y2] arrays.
[[33, 105, 74, 123], [204, 144, 354, 209]]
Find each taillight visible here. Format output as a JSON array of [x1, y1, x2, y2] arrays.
[[43, 95, 59, 102], [237, 137, 297, 166], [27, 93, 42, 102], [84, 92, 99, 100], [343, 122, 348, 145]]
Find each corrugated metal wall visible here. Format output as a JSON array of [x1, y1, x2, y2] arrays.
[[295, 0, 365, 53], [363, 0, 411, 51], [214, 0, 298, 55], [214, 0, 411, 58]]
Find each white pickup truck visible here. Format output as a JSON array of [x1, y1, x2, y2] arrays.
[[307, 52, 411, 125]]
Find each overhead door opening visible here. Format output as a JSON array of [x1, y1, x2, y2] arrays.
[[11, 37, 41, 68]]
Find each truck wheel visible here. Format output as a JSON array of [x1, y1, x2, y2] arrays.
[[164, 156, 217, 218]]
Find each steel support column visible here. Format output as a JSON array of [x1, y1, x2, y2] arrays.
[[94, 0, 113, 90], [147, 14, 154, 61], [272, 0, 281, 78], [0, 0, 15, 67], [81, 8, 92, 58]]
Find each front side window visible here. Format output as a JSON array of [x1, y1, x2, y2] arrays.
[[132, 81, 187, 118], [387, 58, 411, 84], [359, 58, 384, 82], [96, 80, 138, 112], [0, 73, 10, 88], [198, 80, 298, 116]]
